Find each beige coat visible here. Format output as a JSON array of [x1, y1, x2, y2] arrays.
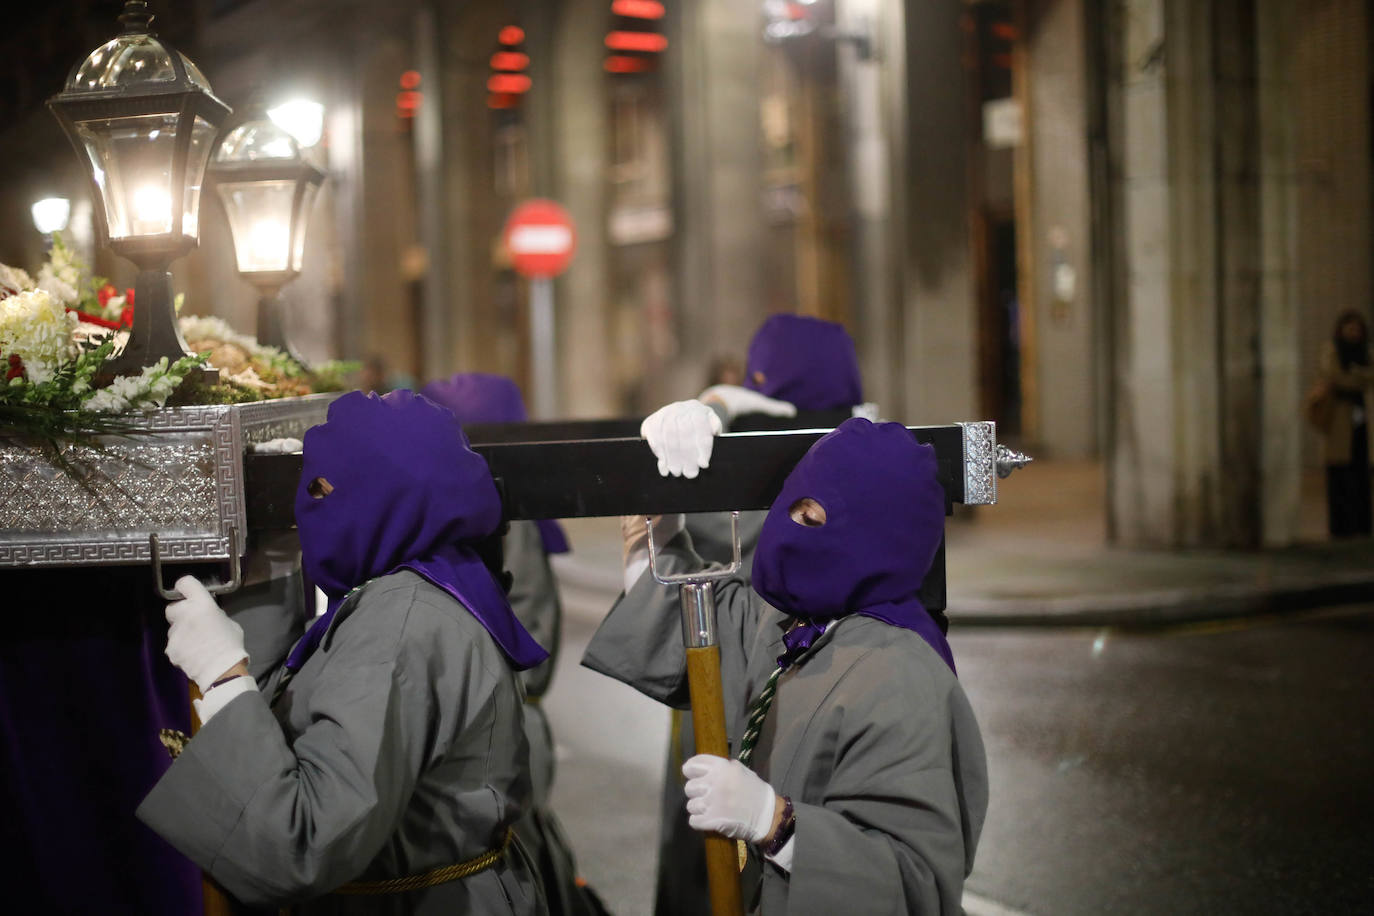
[[1318, 342, 1374, 465]]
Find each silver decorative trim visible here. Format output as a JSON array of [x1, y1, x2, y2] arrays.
[[0, 394, 338, 569], [960, 421, 998, 506]]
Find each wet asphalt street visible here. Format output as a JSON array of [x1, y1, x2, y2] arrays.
[[543, 572, 1374, 915]]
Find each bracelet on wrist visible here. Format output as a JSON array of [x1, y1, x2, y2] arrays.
[[207, 672, 247, 692], [761, 795, 795, 858]]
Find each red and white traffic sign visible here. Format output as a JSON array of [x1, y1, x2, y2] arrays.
[[503, 199, 577, 278]]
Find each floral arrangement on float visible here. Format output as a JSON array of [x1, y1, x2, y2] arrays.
[[0, 235, 353, 443]]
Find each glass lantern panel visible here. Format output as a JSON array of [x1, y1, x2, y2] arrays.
[[181, 117, 218, 240], [214, 120, 300, 163], [179, 54, 212, 91], [71, 35, 177, 90], [290, 181, 320, 272], [73, 113, 181, 238], [217, 180, 297, 274]]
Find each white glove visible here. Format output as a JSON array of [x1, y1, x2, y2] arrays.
[[620, 513, 686, 592], [165, 575, 249, 692], [698, 384, 797, 421], [640, 400, 723, 478], [682, 754, 778, 843]]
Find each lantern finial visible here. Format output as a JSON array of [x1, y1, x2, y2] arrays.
[[118, 1, 154, 34]]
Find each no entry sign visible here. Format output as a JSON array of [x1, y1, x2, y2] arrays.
[[504, 199, 576, 278]]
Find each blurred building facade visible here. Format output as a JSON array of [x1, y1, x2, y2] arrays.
[[0, 0, 1369, 549]]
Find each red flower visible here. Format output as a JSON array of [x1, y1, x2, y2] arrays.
[[6, 354, 24, 381], [69, 307, 123, 330], [125, 287, 134, 307], [120, 304, 134, 328], [97, 283, 119, 306]]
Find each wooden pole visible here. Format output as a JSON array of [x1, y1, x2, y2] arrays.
[[188, 683, 238, 916], [684, 644, 744, 916]]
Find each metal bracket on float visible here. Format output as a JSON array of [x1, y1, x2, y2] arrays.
[[150, 527, 243, 601]]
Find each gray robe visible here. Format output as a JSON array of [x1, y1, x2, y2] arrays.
[[138, 570, 543, 915], [584, 532, 988, 916], [504, 520, 598, 916]]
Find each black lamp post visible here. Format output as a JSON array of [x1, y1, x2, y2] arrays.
[[206, 107, 324, 366], [47, 0, 229, 379]]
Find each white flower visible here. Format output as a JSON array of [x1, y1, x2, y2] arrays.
[[0, 263, 35, 294], [0, 288, 79, 376], [36, 264, 79, 306]]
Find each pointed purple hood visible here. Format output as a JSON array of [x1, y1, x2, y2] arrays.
[[751, 418, 954, 672], [293, 390, 548, 671], [420, 373, 570, 555], [743, 314, 863, 410]]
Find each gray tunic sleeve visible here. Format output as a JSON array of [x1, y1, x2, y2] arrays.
[[136, 586, 492, 906], [784, 651, 981, 916], [581, 528, 762, 712], [504, 519, 561, 697]]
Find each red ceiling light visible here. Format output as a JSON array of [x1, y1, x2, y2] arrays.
[[604, 55, 654, 73], [400, 69, 422, 90], [991, 22, 1018, 42], [604, 31, 668, 53], [491, 51, 530, 71], [498, 25, 525, 45], [488, 93, 520, 110], [487, 73, 532, 94], [611, 0, 665, 19]]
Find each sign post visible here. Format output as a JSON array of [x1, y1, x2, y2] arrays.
[[503, 199, 576, 419]]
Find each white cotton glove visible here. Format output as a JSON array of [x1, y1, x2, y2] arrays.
[[620, 513, 687, 592], [165, 576, 249, 692], [640, 400, 723, 478], [682, 754, 778, 843], [698, 384, 797, 422]]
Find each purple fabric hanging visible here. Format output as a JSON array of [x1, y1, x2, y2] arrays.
[[742, 314, 863, 410], [292, 390, 548, 671], [751, 418, 955, 673], [420, 372, 570, 555], [0, 567, 201, 913]]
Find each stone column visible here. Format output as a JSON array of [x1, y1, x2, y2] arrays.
[[663, 0, 772, 396], [551, 0, 615, 416], [900, 0, 978, 424], [1103, 0, 1305, 547]]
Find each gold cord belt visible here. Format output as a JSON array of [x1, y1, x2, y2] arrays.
[[333, 827, 513, 896]]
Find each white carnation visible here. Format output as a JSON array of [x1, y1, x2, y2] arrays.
[[0, 288, 79, 375]]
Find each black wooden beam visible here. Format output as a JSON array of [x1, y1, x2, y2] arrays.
[[245, 424, 966, 529]]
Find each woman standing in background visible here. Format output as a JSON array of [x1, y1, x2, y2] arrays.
[[1318, 310, 1374, 537]]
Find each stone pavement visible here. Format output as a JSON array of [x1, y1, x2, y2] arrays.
[[551, 459, 1374, 630]]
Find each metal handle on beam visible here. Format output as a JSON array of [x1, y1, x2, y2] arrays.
[[150, 527, 243, 601]]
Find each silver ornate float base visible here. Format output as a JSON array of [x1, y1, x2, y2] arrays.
[[0, 394, 336, 568]]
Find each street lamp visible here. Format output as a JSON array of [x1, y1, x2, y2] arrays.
[[31, 198, 72, 235], [206, 106, 324, 365], [47, 0, 229, 378]]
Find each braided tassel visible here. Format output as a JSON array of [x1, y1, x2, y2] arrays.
[[736, 663, 784, 768]]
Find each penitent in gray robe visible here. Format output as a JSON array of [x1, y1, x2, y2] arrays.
[[138, 570, 544, 915], [506, 521, 610, 916], [584, 531, 988, 916]]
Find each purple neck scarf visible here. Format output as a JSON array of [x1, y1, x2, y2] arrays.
[[743, 314, 863, 410], [420, 373, 570, 555], [291, 390, 548, 672], [752, 419, 955, 673]]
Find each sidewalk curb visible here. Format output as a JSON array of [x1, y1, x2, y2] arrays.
[[949, 574, 1374, 629]]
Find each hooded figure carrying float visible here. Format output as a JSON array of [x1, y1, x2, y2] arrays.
[[138, 390, 549, 914], [586, 418, 988, 914], [626, 314, 870, 916]]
